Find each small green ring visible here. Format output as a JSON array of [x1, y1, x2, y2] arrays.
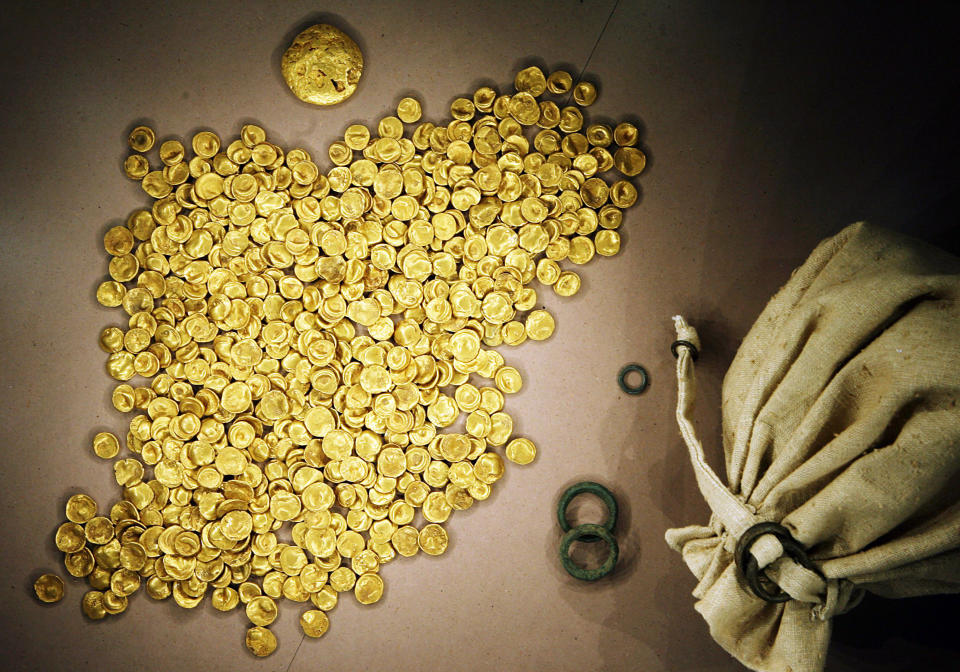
[[618, 364, 648, 395], [559, 523, 619, 581], [557, 481, 618, 542]]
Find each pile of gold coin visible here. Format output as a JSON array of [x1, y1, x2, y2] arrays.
[[39, 64, 644, 657]]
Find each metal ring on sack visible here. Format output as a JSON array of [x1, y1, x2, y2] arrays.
[[670, 339, 699, 362], [735, 522, 821, 603]]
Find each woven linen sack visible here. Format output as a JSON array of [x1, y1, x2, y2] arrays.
[[666, 221, 960, 671]]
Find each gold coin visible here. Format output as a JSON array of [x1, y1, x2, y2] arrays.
[[354, 572, 384, 605], [598, 205, 622, 230], [92, 432, 120, 459], [396, 97, 422, 123], [110, 384, 134, 412], [494, 366, 523, 394], [450, 97, 475, 121], [614, 147, 646, 176], [586, 124, 613, 147], [300, 609, 330, 637], [65, 494, 97, 523], [525, 310, 555, 341], [99, 327, 124, 353], [102, 590, 128, 615], [158, 140, 184, 166], [220, 381, 252, 414], [344, 124, 370, 150], [479, 387, 504, 414], [418, 523, 448, 556], [422, 491, 452, 523], [595, 230, 621, 257], [88, 567, 111, 591], [506, 437, 537, 465], [475, 452, 505, 483], [64, 549, 95, 577], [508, 92, 540, 126], [536, 258, 561, 286], [194, 172, 224, 200], [55, 522, 86, 553], [514, 66, 547, 96], [105, 228, 135, 257], [96, 281, 125, 307], [212, 587, 240, 612], [128, 125, 155, 152], [329, 566, 356, 592], [123, 154, 150, 180], [391, 526, 420, 557], [554, 271, 581, 297], [221, 510, 253, 540], [580, 177, 609, 209], [614, 121, 639, 147], [311, 585, 338, 611], [573, 81, 598, 106], [110, 568, 140, 596], [119, 543, 147, 571], [140, 171, 171, 198], [281, 24, 363, 106], [246, 595, 278, 626], [558, 106, 583, 133], [145, 576, 171, 600], [546, 70, 573, 94], [610, 180, 638, 208], [85, 516, 115, 545], [191, 131, 221, 158], [81, 590, 107, 620], [568, 236, 596, 265], [487, 413, 513, 447], [34, 573, 64, 603], [245, 626, 277, 657]]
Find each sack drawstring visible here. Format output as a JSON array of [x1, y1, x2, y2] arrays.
[[672, 315, 832, 608]]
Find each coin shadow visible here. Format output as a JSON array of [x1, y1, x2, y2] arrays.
[[272, 13, 369, 108], [829, 592, 960, 667], [594, 393, 692, 669], [549, 61, 581, 85], [463, 75, 500, 100], [598, 320, 731, 670], [509, 55, 551, 86]]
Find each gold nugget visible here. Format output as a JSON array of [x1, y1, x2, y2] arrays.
[[281, 24, 363, 106]]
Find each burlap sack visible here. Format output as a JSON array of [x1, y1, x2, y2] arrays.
[[666, 222, 960, 672]]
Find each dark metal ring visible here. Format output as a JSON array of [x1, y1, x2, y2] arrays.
[[735, 522, 821, 603], [557, 481, 618, 543], [670, 339, 699, 362], [617, 363, 649, 395], [559, 523, 619, 581]]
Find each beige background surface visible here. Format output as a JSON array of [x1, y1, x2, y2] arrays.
[[1, 1, 959, 670]]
